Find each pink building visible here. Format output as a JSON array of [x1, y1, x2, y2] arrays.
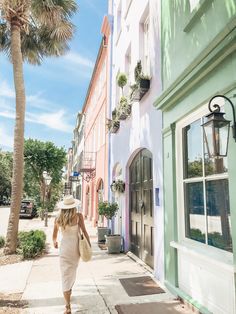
[[80, 16, 111, 226]]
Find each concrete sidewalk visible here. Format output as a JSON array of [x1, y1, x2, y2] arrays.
[[0, 214, 196, 314]]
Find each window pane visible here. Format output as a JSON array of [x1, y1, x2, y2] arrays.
[[183, 119, 203, 178], [185, 182, 206, 243], [206, 180, 232, 252]]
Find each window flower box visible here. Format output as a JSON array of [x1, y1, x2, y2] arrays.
[[132, 77, 150, 101], [107, 119, 120, 134]]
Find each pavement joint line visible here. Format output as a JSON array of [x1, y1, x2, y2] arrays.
[[91, 274, 112, 314]]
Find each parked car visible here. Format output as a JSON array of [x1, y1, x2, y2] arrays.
[[0, 198, 10, 206], [20, 200, 37, 218]]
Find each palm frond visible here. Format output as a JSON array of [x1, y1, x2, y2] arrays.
[[21, 26, 43, 65], [39, 27, 70, 57], [53, 0, 78, 17], [0, 22, 11, 56], [50, 20, 74, 41]]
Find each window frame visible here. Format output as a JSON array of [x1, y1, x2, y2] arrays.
[[176, 104, 232, 258], [143, 15, 150, 76]]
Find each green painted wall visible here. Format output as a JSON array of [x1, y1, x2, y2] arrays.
[[162, 0, 236, 90], [157, 0, 236, 311]]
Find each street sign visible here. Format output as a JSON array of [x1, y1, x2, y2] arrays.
[[69, 176, 80, 182]]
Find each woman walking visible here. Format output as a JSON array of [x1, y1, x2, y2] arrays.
[[53, 195, 91, 314]]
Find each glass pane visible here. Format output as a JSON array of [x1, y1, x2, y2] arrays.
[[206, 180, 232, 252], [183, 119, 203, 178], [185, 182, 206, 243]]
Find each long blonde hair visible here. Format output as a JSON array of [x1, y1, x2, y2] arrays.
[[57, 207, 77, 230]]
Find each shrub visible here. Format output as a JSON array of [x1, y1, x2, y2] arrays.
[[0, 236, 5, 248], [18, 230, 46, 259], [98, 201, 119, 220], [117, 73, 127, 89]]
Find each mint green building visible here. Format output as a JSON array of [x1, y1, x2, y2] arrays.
[[155, 1, 236, 313]]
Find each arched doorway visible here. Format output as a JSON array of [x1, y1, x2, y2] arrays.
[[129, 149, 154, 268]]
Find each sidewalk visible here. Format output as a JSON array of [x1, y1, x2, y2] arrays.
[[0, 214, 196, 314]]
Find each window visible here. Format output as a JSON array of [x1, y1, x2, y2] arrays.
[[140, 14, 150, 76], [143, 16, 150, 76], [117, 3, 122, 38], [180, 111, 232, 253], [125, 45, 131, 95]]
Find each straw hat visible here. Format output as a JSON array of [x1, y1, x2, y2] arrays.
[[58, 195, 80, 210]]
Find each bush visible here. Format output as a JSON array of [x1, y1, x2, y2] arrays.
[[117, 73, 127, 89], [18, 230, 46, 259], [0, 236, 5, 248], [98, 201, 119, 220]]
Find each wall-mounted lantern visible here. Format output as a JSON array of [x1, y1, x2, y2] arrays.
[[202, 95, 236, 158]]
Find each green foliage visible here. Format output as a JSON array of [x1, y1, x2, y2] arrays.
[[18, 230, 46, 259], [0, 151, 13, 200], [119, 96, 128, 107], [112, 108, 117, 120], [110, 180, 125, 193], [106, 119, 120, 132], [117, 73, 127, 89], [189, 228, 205, 243], [0, 236, 5, 248], [134, 60, 142, 83], [208, 232, 228, 250], [98, 201, 119, 220], [24, 139, 66, 209], [0, 0, 78, 65]]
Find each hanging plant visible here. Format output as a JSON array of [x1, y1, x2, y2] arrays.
[[130, 60, 151, 101], [106, 118, 120, 133], [110, 179, 125, 193]]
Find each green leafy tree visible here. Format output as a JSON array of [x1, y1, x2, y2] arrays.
[[0, 151, 13, 200], [24, 139, 66, 210], [0, 0, 77, 254]]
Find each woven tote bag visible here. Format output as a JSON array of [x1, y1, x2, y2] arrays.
[[78, 232, 92, 262]]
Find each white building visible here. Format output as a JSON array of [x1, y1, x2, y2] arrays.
[[108, 0, 163, 281], [71, 112, 85, 201]]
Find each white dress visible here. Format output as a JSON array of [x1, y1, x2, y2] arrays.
[[59, 222, 80, 292]]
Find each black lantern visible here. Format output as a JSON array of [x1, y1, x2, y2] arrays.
[[202, 95, 236, 158]]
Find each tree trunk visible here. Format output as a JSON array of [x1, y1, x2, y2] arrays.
[[4, 22, 26, 254]]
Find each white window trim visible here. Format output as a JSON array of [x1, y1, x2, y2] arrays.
[[175, 104, 233, 262], [143, 15, 150, 76]]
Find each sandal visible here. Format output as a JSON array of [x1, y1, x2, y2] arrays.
[[64, 304, 71, 314]]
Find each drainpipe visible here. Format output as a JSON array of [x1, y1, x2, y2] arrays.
[[108, 2, 114, 232]]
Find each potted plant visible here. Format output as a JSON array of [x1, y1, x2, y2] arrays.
[[117, 96, 132, 120], [130, 60, 150, 101], [98, 201, 121, 253], [110, 179, 125, 193], [107, 118, 120, 133], [117, 73, 127, 95]]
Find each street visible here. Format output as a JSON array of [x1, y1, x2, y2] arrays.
[[0, 207, 37, 238]]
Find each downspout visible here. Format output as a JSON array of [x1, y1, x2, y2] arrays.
[[108, 3, 114, 231]]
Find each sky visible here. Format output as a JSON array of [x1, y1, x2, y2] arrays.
[[0, 0, 108, 152]]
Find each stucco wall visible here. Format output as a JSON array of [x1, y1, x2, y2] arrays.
[[109, 0, 164, 281]]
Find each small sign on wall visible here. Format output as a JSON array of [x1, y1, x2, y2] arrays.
[[155, 188, 160, 206]]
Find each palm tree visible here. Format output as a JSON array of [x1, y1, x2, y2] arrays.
[[0, 0, 77, 254]]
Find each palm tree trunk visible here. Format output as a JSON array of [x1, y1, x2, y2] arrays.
[[4, 21, 26, 254]]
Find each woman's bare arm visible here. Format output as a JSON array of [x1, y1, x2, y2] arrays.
[[52, 218, 59, 248], [78, 213, 91, 247]]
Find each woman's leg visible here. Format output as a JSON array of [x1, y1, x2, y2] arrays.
[[63, 289, 72, 312]]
